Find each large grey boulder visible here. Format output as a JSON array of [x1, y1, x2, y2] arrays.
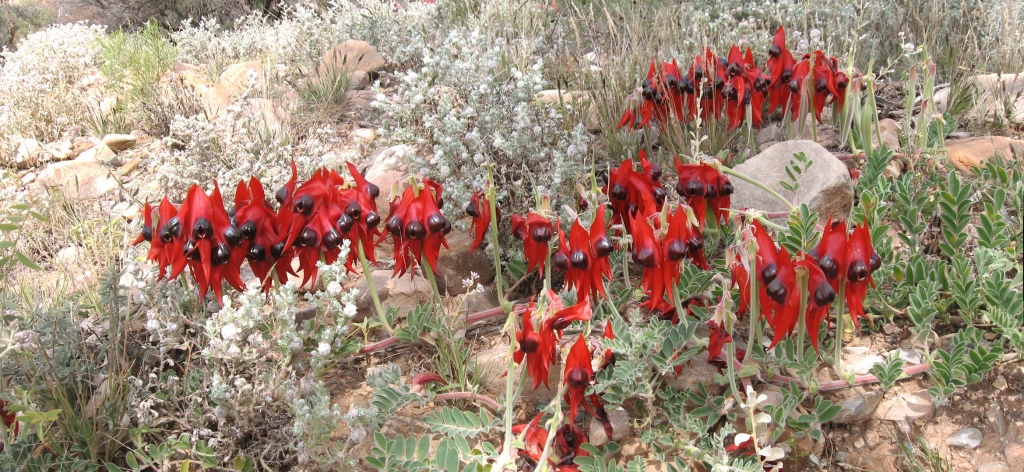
[[730, 140, 854, 220]]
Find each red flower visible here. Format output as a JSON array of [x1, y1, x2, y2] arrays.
[[553, 424, 590, 467], [810, 216, 848, 290], [798, 257, 836, 352], [384, 179, 451, 278], [172, 182, 246, 302], [731, 252, 751, 316], [706, 319, 745, 371], [602, 321, 615, 367], [605, 151, 665, 233], [465, 190, 496, 253], [617, 58, 669, 130], [766, 26, 799, 117], [140, 197, 183, 281], [673, 159, 733, 227], [275, 167, 350, 287], [764, 246, 800, 349], [335, 161, 383, 270], [233, 177, 288, 291], [722, 45, 768, 129], [563, 335, 595, 423], [553, 210, 613, 301], [810, 51, 841, 123], [514, 300, 558, 389], [512, 413, 548, 462], [630, 206, 704, 309], [845, 220, 879, 328], [0, 398, 18, 438], [511, 212, 553, 274]]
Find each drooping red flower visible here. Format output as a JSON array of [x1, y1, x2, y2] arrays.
[[514, 300, 558, 389], [722, 45, 767, 129], [465, 190, 496, 253], [142, 197, 182, 281], [511, 212, 553, 274], [764, 246, 800, 349], [561, 335, 606, 434], [335, 161, 383, 269], [630, 206, 705, 309], [602, 321, 615, 367], [384, 179, 451, 278], [606, 150, 665, 233], [766, 26, 799, 117], [629, 212, 668, 309], [275, 167, 350, 287], [809, 51, 842, 123], [553, 210, 613, 301], [810, 216, 848, 290], [0, 399, 18, 438], [173, 182, 247, 302], [798, 257, 836, 352], [511, 413, 548, 462], [233, 177, 288, 291], [707, 319, 733, 362], [617, 58, 669, 130], [730, 252, 751, 316], [751, 219, 780, 323], [553, 424, 590, 467], [547, 296, 593, 332], [673, 159, 733, 227], [845, 220, 879, 328]]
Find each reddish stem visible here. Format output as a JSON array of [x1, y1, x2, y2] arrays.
[[767, 363, 933, 392], [834, 152, 908, 161], [433, 392, 502, 411]]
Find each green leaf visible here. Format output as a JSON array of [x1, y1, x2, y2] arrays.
[[106, 463, 121, 472], [15, 251, 41, 270], [0, 223, 19, 231]]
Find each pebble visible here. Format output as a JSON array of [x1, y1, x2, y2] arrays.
[[877, 390, 936, 422], [946, 427, 982, 449], [993, 375, 1008, 391], [864, 430, 881, 448], [1004, 443, 1024, 464], [892, 348, 923, 365], [854, 438, 865, 449], [977, 463, 1009, 472], [850, 355, 884, 375], [588, 407, 631, 446], [831, 390, 884, 424], [986, 402, 1006, 435]]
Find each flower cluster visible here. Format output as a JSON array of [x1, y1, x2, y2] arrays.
[[617, 27, 856, 131], [733, 218, 879, 351], [135, 161, 385, 302]]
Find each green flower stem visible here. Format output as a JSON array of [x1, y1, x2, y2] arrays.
[[358, 240, 392, 337], [719, 167, 796, 212], [744, 242, 760, 358], [422, 256, 443, 309], [534, 384, 569, 471], [728, 209, 789, 232], [795, 267, 810, 365], [833, 277, 849, 383], [725, 313, 742, 403], [485, 165, 508, 309]]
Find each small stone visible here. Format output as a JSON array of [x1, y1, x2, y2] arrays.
[[20, 172, 36, 185], [883, 322, 896, 334], [15, 138, 41, 169], [830, 389, 883, 424], [349, 70, 371, 90], [993, 375, 1008, 390], [834, 451, 849, 463], [874, 118, 901, 149], [877, 390, 936, 422], [864, 430, 881, 448], [891, 348, 923, 365], [946, 427, 982, 449], [1003, 443, 1024, 464], [75, 144, 119, 166], [977, 462, 1010, 472], [36, 161, 119, 200], [853, 438, 865, 449], [843, 346, 871, 355], [986, 402, 1006, 435], [56, 246, 80, 265], [945, 136, 1022, 174], [850, 355, 884, 375], [318, 40, 386, 75], [588, 407, 630, 446], [101, 133, 137, 151], [351, 128, 377, 142]]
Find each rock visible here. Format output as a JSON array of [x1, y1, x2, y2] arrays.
[[534, 89, 600, 132], [101, 134, 137, 152], [76, 144, 120, 166], [169, 67, 234, 117], [43, 140, 73, 161], [849, 354, 884, 375], [15, 138, 41, 169], [365, 144, 416, 213], [472, 345, 557, 403], [934, 73, 1024, 125], [351, 128, 377, 142], [56, 246, 80, 265], [1003, 443, 1024, 464], [318, 40, 386, 76], [458, 283, 499, 316], [864, 430, 881, 448], [20, 172, 36, 185], [248, 98, 287, 135], [383, 273, 435, 317], [730, 140, 854, 221], [662, 357, 726, 396], [875, 118, 902, 150], [759, 385, 784, 409], [219, 60, 265, 95], [986, 401, 1006, 435], [36, 161, 118, 200], [945, 136, 1022, 173], [830, 389, 883, 424], [68, 139, 94, 160], [436, 228, 496, 295], [853, 437, 865, 449], [977, 462, 1010, 472], [993, 375, 1008, 390], [877, 390, 936, 422], [891, 348, 922, 365], [346, 89, 377, 110], [946, 427, 982, 449], [350, 270, 395, 320], [349, 70, 371, 90], [588, 407, 631, 446]]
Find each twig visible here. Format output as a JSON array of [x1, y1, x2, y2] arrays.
[[433, 392, 502, 411], [766, 363, 933, 392]]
